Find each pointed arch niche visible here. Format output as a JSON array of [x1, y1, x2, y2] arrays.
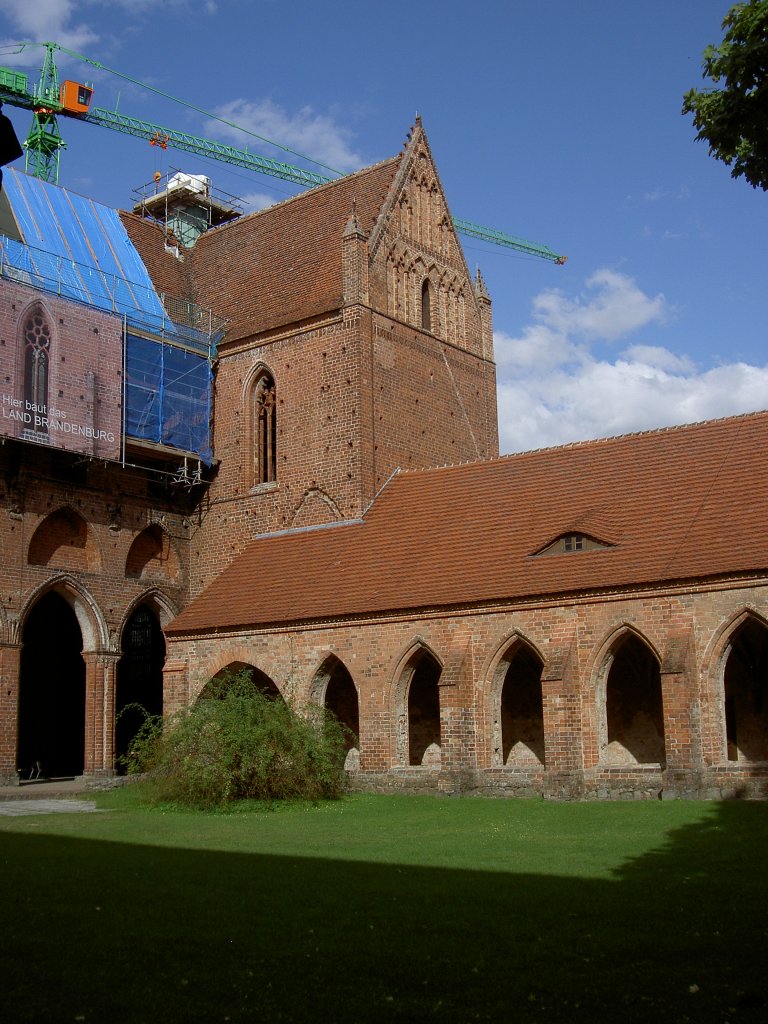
[[599, 631, 666, 767], [28, 507, 100, 574], [722, 616, 768, 763], [421, 277, 436, 332], [310, 655, 360, 770], [395, 645, 442, 766], [491, 639, 545, 767], [125, 524, 180, 581]]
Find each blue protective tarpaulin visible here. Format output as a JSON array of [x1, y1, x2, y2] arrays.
[[1, 170, 215, 463], [1, 168, 169, 324], [125, 334, 212, 463]]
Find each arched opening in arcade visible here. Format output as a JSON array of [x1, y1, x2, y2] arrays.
[[404, 648, 442, 766], [17, 591, 86, 779], [199, 661, 282, 701], [315, 656, 360, 769], [603, 633, 666, 766], [723, 617, 768, 763], [115, 604, 166, 771], [499, 643, 545, 766]]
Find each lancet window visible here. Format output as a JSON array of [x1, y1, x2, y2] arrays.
[[23, 305, 51, 432], [253, 372, 277, 485]]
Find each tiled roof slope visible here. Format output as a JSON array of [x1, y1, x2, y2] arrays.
[[185, 158, 399, 340], [118, 211, 192, 302], [168, 411, 768, 635]]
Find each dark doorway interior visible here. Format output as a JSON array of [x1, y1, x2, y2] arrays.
[[724, 619, 768, 762], [18, 591, 85, 778], [324, 661, 360, 753], [606, 634, 666, 765], [408, 652, 442, 765], [501, 645, 545, 765], [116, 605, 165, 769]]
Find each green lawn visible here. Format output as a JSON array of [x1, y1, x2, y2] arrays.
[[1, 791, 766, 1023]]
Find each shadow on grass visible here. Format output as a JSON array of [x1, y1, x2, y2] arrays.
[[1, 800, 766, 1023]]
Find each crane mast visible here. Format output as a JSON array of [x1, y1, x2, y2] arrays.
[[0, 42, 566, 264]]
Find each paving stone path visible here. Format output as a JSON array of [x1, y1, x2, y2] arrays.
[[0, 799, 101, 816]]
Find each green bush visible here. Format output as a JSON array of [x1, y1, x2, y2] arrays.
[[128, 670, 348, 808]]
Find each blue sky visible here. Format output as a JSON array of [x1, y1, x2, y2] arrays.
[[1, 0, 766, 453]]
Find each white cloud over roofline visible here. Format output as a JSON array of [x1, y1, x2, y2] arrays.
[[496, 269, 768, 453]]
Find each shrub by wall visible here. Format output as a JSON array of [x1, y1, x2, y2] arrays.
[[127, 670, 348, 807]]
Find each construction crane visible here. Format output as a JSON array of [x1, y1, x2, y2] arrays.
[[0, 42, 567, 264]]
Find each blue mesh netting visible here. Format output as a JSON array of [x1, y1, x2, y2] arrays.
[[125, 334, 212, 464]]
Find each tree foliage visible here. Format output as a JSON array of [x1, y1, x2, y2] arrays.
[[682, 1, 768, 189], [125, 669, 348, 808]]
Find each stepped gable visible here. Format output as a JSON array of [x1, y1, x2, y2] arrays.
[[184, 157, 400, 341], [168, 411, 768, 635]]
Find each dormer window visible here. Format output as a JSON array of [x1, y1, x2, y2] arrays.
[[563, 533, 584, 552], [534, 532, 611, 557]]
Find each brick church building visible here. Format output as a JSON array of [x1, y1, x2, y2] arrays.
[[1, 121, 766, 798]]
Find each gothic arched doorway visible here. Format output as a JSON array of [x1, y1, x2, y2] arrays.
[[116, 605, 165, 769], [723, 618, 768, 762], [201, 662, 282, 702], [17, 591, 85, 778], [403, 649, 442, 766], [500, 644, 545, 766], [603, 633, 666, 766], [317, 656, 360, 768]]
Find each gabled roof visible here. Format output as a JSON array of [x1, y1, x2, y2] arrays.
[[168, 411, 768, 635], [184, 157, 399, 340], [120, 121, 479, 344]]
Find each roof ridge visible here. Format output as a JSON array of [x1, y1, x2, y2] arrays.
[[250, 516, 364, 542], [212, 154, 401, 231], [385, 409, 768, 483], [499, 409, 768, 459]]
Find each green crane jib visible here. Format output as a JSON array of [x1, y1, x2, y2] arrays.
[[0, 42, 566, 264]]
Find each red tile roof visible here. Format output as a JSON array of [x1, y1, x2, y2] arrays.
[[168, 411, 768, 635], [189, 159, 399, 340], [121, 158, 399, 341]]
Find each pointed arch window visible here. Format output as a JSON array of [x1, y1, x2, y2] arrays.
[[253, 372, 277, 485], [421, 279, 432, 332], [23, 306, 51, 432]]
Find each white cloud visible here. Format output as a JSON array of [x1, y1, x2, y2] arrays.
[[495, 269, 768, 453], [530, 269, 667, 342], [621, 345, 694, 373], [211, 98, 364, 174], [643, 184, 690, 202], [1, 0, 98, 52], [240, 191, 280, 213]]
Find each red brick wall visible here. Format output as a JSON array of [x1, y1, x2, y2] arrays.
[[189, 297, 498, 593], [0, 281, 122, 460], [0, 431, 191, 781], [165, 579, 768, 799]]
